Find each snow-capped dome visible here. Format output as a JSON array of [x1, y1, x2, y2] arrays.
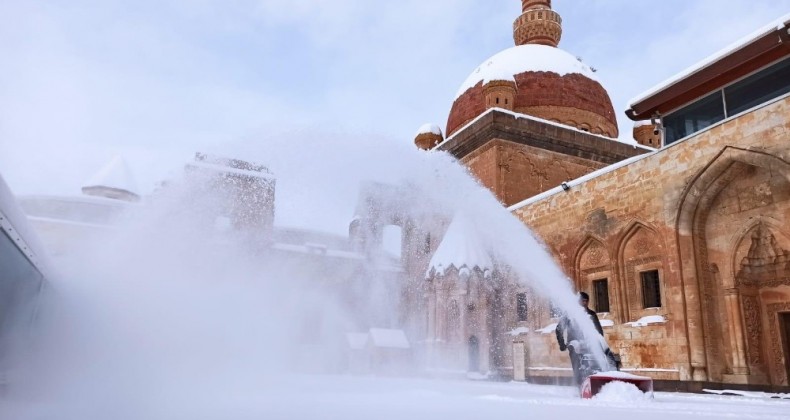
[[415, 123, 443, 137], [414, 123, 444, 150], [454, 45, 598, 100], [81, 156, 140, 202], [446, 44, 617, 138], [443, 1, 619, 140], [427, 213, 493, 277]]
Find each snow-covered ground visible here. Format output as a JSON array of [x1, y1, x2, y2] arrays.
[[5, 375, 790, 420]]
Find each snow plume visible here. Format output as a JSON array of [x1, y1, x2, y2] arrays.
[[5, 129, 605, 418]]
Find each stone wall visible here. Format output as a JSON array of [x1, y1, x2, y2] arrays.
[[510, 96, 790, 385]]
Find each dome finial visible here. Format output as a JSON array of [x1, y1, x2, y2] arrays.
[[514, 0, 562, 47]]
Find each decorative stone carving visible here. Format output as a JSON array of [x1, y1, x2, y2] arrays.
[[635, 237, 652, 255], [766, 302, 790, 386], [741, 295, 763, 366], [736, 224, 790, 288], [585, 243, 605, 266]]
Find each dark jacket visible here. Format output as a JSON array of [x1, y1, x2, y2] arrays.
[[555, 307, 604, 351]]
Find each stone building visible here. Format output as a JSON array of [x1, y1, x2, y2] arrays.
[[415, 0, 790, 389]]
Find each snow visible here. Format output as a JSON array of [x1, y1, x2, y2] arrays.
[[8, 374, 790, 420], [592, 371, 653, 381], [368, 328, 410, 349], [270, 243, 365, 260], [593, 380, 652, 402], [427, 212, 493, 277], [703, 389, 790, 400], [455, 44, 600, 99], [634, 120, 654, 127], [346, 333, 369, 350], [187, 160, 275, 180], [537, 322, 558, 334], [508, 327, 531, 336], [416, 123, 443, 137], [83, 155, 139, 195], [626, 315, 667, 327], [436, 107, 654, 151], [628, 13, 790, 108], [600, 319, 615, 327]]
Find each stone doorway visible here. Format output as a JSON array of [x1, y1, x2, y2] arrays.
[[782, 313, 790, 384], [468, 336, 480, 372]]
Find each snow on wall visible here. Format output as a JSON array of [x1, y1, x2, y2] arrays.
[[83, 155, 140, 195], [536, 323, 558, 334], [625, 315, 666, 327], [427, 213, 493, 276], [368, 328, 410, 349], [455, 44, 599, 100]]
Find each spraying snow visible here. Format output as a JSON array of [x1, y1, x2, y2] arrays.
[[2, 129, 642, 418]]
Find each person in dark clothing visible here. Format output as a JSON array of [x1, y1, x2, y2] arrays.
[[555, 292, 604, 386]]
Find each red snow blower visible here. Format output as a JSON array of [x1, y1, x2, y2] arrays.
[[568, 340, 654, 399], [580, 371, 654, 399]]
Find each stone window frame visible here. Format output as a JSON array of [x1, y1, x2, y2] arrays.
[[630, 260, 666, 320], [583, 269, 614, 316]]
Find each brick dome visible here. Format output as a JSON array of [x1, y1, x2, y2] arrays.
[[447, 44, 619, 138]]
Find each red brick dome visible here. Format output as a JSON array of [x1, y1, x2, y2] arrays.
[[446, 45, 619, 138]]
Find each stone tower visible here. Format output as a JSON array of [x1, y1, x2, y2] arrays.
[[633, 121, 661, 148], [513, 0, 562, 47]]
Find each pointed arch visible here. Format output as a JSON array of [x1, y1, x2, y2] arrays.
[[674, 146, 790, 382], [574, 235, 615, 316], [616, 220, 666, 322], [573, 235, 609, 276]]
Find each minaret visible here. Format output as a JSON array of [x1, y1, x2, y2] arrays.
[[513, 0, 562, 47]]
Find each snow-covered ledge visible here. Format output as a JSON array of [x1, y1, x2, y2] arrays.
[[625, 315, 666, 327]]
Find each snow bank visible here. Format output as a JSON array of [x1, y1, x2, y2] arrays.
[[593, 380, 652, 402], [455, 44, 599, 99], [536, 323, 557, 334], [369, 328, 410, 349], [703, 389, 790, 400], [508, 327, 530, 336], [626, 315, 666, 327]]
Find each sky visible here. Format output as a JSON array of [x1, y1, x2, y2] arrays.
[[1, 0, 789, 199]]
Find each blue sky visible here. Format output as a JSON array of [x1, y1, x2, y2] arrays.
[[1, 0, 789, 197]]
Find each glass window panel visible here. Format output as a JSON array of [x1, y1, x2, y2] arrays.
[[592, 279, 610, 313], [640, 270, 662, 309], [517, 293, 528, 322], [663, 91, 725, 145], [725, 58, 790, 116]]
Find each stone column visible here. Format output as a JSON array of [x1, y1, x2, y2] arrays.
[[425, 288, 437, 367], [460, 291, 468, 369], [725, 288, 749, 375], [678, 235, 708, 381]]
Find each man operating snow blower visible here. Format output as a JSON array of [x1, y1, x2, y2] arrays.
[[555, 292, 607, 386], [555, 292, 652, 398]]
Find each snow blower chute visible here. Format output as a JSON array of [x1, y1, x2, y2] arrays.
[[568, 339, 654, 399]]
